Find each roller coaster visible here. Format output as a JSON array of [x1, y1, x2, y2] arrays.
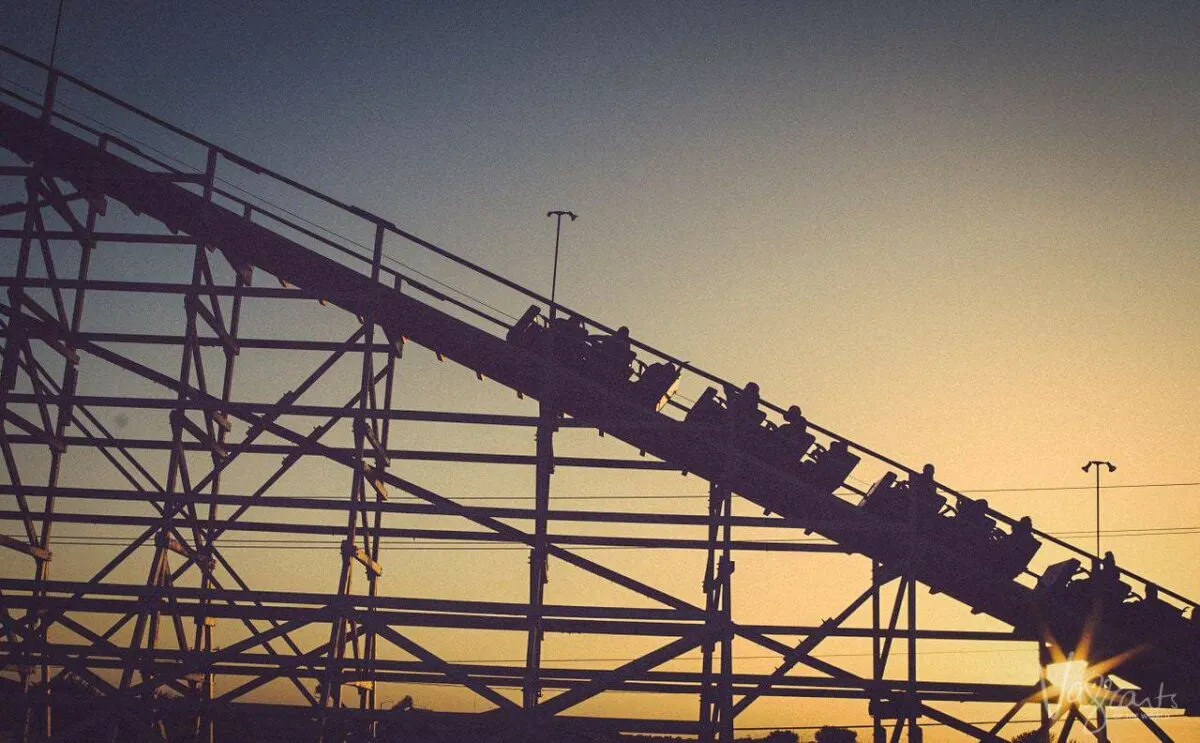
[[0, 46, 1194, 742]]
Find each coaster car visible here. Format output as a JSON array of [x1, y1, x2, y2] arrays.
[[506, 305, 679, 410]]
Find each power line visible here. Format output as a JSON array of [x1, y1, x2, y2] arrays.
[[199, 479, 1197, 502], [6, 481, 1196, 505], [963, 481, 1200, 495], [13, 521, 1200, 553]]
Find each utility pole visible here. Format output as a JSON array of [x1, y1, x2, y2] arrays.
[[545, 210, 577, 322], [1082, 460, 1116, 555]]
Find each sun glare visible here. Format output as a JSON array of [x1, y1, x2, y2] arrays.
[[1031, 620, 1147, 713], [1048, 659, 1090, 705]]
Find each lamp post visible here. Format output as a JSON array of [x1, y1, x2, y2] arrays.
[[545, 210, 577, 322], [1082, 460, 1116, 556]]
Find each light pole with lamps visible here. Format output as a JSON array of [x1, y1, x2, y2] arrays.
[[545, 210, 577, 322], [1082, 460, 1116, 556]]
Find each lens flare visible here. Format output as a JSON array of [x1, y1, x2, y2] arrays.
[[1048, 659, 1090, 705], [1028, 617, 1146, 716]]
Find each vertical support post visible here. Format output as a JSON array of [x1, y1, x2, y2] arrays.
[[4, 177, 37, 396], [700, 392, 738, 743], [906, 572, 920, 742], [872, 561, 886, 743], [717, 485, 734, 743], [188, 189, 245, 743], [1038, 640, 1052, 731], [699, 482, 733, 743], [361, 278, 400, 742], [147, 146, 215, 742], [698, 493, 717, 743], [11, 175, 38, 743], [320, 223, 389, 742], [359, 226, 392, 742], [524, 398, 555, 714], [32, 179, 93, 738], [11, 169, 49, 743], [107, 147, 217, 740]]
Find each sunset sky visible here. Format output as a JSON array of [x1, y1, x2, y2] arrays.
[[2, 2, 1199, 740]]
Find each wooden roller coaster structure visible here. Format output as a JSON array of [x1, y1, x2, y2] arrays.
[[0, 46, 1193, 742]]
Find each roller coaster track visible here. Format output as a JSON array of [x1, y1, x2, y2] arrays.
[[0, 46, 1193, 742]]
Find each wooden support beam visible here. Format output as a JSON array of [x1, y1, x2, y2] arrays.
[[342, 540, 382, 578], [209, 409, 231, 432], [10, 303, 79, 364], [0, 533, 51, 561], [186, 294, 238, 355], [169, 409, 228, 459], [2, 408, 66, 453], [363, 466, 389, 501], [354, 419, 389, 466]]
